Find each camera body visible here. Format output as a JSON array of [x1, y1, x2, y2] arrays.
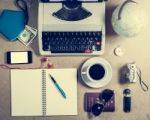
[[125, 63, 137, 83]]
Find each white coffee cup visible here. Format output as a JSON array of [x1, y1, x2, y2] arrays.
[[81, 63, 107, 83]]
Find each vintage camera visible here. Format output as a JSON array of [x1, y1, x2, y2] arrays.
[[125, 62, 137, 83]]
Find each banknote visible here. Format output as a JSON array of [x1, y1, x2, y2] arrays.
[[17, 25, 37, 46]]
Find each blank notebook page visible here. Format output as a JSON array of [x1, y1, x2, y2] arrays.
[[11, 69, 42, 116], [46, 69, 77, 115]]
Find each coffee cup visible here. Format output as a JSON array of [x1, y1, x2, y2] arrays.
[[82, 63, 106, 83]]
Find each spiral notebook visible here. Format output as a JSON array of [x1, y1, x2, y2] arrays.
[[11, 68, 77, 116]]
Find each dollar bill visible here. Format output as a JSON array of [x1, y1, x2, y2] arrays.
[[17, 25, 37, 46]]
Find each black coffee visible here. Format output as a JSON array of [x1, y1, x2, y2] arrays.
[[89, 64, 105, 80]]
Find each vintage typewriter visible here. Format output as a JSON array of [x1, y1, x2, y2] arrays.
[[38, 0, 106, 55]]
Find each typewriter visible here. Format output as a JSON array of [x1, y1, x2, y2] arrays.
[[38, 0, 106, 55]]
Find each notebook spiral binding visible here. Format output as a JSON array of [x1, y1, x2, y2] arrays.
[[42, 69, 46, 116]]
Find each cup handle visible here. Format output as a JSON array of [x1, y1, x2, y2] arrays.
[[82, 71, 87, 74]]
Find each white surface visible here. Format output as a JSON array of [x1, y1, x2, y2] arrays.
[[81, 57, 112, 88], [46, 69, 78, 115], [114, 46, 125, 57], [10, 52, 28, 64], [111, 1, 148, 37], [11, 69, 77, 116], [11, 69, 42, 116]]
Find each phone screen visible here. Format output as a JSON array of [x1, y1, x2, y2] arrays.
[[11, 52, 28, 64]]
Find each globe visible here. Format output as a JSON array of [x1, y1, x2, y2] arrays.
[[111, 0, 148, 37]]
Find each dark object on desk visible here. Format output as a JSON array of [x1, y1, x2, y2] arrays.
[[6, 51, 32, 64], [89, 64, 105, 80], [53, 2, 92, 21], [123, 89, 131, 112], [42, 31, 102, 53], [85, 89, 115, 116]]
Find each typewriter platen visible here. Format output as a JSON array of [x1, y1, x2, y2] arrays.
[[38, 0, 106, 55]]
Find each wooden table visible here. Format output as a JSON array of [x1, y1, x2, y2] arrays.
[[0, 0, 150, 120]]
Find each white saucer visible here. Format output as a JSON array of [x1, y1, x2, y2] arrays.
[[81, 57, 112, 88]]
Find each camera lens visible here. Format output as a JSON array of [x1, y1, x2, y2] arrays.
[[101, 89, 114, 102], [91, 103, 104, 116]]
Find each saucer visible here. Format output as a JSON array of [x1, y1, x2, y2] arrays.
[[81, 57, 112, 88]]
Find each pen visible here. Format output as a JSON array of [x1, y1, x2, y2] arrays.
[[49, 74, 66, 99]]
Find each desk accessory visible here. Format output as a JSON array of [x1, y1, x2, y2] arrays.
[[41, 57, 54, 69], [15, 0, 37, 46], [0, 10, 25, 41], [114, 46, 125, 57], [111, 0, 148, 37], [125, 62, 137, 83], [0, 57, 53, 69], [38, 1, 106, 55], [18, 25, 37, 46], [0, 0, 37, 44], [11, 68, 77, 116], [123, 89, 131, 112], [85, 89, 115, 117], [53, 1, 92, 21], [123, 62, 149, 92], [49, 74, 66, 99], [6, 51, 32, 64], [81, 57, 112, 88]]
